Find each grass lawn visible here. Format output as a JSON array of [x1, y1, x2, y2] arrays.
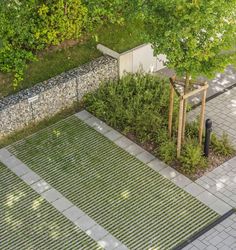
[[0, 20, 145, 98], [0, 162, 100, 249], [8, 115, 219, 250]]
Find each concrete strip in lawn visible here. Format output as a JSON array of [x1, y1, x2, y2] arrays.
[[77, 110, 232, 216], [0, 148, 127, 250]]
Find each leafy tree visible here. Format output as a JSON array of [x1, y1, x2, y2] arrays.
[[144, 0, 236, 79], [143, 0, 236, 141]]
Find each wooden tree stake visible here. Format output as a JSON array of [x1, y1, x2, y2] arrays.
[[169, 77, 208, 157], [177, 96, 184, 158], [199, 84, 207, 145], [182, 99, 187, 143], [168, 83, 175, 137]]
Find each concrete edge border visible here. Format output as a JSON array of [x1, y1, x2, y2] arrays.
[[173, 209, 235, 250], [97, 44, 120, 59], [0, 148, 127, 250], [75, 110, 233, 216]]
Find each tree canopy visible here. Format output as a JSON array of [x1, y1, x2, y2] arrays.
[[143, 0, 236, 78]]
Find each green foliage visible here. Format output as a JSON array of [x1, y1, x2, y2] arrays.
[[180, 139, 207, 174], [84, 0, 141, 28], [0, 0, 88, 87], [185, 119, 200, 139], [84, 0, 125, 26], [157, 138, 177, 165], [84, 74, 235, 174], [84, 74, 207, 171], [0, 0, 38, 87], [211, 132, 235, 156], [143, 0, 236, 79], [83, 73, 179, 143], [36, 0, 87, 46], [0, 0, 132, 87]]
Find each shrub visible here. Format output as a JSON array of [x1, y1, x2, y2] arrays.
[[83, 73, 179, 143], [36, 0, 88, 46], [0, 0, 38, 87], [185, 119, 200, 139], [84, 0, 135, 27], [157, 139, 176, 165], [211, 133, 235, 156], [180, 139, 207, 174]]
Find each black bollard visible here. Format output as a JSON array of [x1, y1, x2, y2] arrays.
[[204, 119, 212, 157]]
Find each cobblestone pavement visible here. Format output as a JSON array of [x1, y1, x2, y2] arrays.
[[189, 155, 236, 249], [196, 157, 236, 209], [183, 213, 236, 250], [188, 86, 236, 147]]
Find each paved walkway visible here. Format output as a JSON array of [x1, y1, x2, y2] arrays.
[[196, 157, 236, 209], [188, 86, 236, 147], [188, 155, 236, 249], [183, 213, 236, 250]]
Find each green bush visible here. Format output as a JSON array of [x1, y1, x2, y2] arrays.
[[211, 133, 235, 156], [157, 139, 176, 165], [84, 74, 236, 174], [0, 0, 38, 87], [84, 73, 179, 143], [180, 140, 207, 174], [185, 119, 200, 139], [36, 0, 88, 46], [84, 0, 137, 27]]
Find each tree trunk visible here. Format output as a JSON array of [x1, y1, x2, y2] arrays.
[[181, 73, 190, 143]]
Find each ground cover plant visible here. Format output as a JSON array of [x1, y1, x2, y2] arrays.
[[83, 74, 235, 179]]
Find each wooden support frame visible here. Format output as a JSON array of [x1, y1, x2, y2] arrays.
[[177, 96, 184, 158], [168, 77, 208, 158], [199, 87, 207, 145], [168, 79, 175, 137]]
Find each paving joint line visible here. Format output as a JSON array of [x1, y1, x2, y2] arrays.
[[75, 110, 233, 216], [0, 147, 127, 250]]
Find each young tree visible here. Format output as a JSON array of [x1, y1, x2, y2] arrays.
[[143, 0, 236, 140]]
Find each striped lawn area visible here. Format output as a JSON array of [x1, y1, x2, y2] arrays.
[[0, 163, 100, 250], [8, 116, 219, 250]]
